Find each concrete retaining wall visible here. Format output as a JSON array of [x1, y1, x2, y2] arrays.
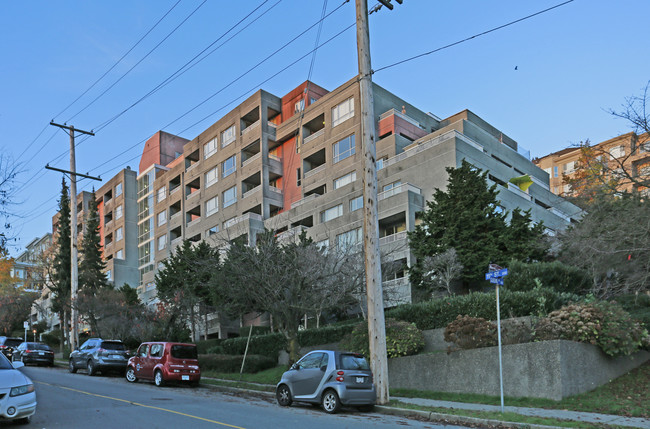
[[387, 340, 650, 400]]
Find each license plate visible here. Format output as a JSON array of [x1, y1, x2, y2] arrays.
[[355, 377, 365, 383], [110, 355, 121, 359], [39, 351, 44, 355], [182, 375, 189, 381]]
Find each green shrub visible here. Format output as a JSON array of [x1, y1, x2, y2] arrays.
[[41, 330, 61, 347], [239, 326, 272, 337], [339, 319, 424, 358], [195, 339, 223, 354], [503, 260, 591, 294], [297, 324, 356, 347], [386, 288, 580, 331], [443, 315, 497, 350], [533, 301, 650, 356], [221, 333, 286, 356], [615, 293, 650, 331], [198, 354, 276, 373]]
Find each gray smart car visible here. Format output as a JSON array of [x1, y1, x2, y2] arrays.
[[276, 350, 375, 414]]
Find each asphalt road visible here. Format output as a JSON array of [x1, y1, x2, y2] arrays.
[[4, 365, 469, 429]]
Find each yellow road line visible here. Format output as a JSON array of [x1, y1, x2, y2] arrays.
[[36, 381, 245, 428]]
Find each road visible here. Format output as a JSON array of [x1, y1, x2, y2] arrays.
[[4, 365, 471, 429]]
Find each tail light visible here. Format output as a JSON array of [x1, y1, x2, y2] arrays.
[[336, 370, 345, 382], [25, 349, 32, 353]]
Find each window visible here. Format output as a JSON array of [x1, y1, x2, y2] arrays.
[[157, 235, 166, 251], [115, 204, 123, 220], [320, 204, 343, 223], [106, 270, 112, 280], [207, 225, 219, 236], [206, 196, 219, 216], [223, 186, 237, 208], [157, 186, 166, 203], [609, 145, 625, 158], [333, 135, 355, 163], [383, 181, 402, 192], [563, 161, 576, 173], [553, 166, 558, 178], [222, 155, 236, 178], [150, 344, 163, 358], [377, 158, 386, 170], [316, 239, 329, 253], [563, 184, 571, 194], [334, 171, 356, 189], [115, 183, 123, 197], [640, 141, 650, 153], [116, 227, 123, 241], [157, 211, 167, 226], [336, 227, 362, 252], [204, 138, 217, 159], [296, 168, 301, 187], [350, 195, 363, 212], [332, 97, 354, 127], [205, 166, 218, 187], [116, 249, 124, 260], [221, 125, 236, 147], [294, 99, 305, 113]]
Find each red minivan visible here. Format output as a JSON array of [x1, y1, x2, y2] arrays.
[[126, 342, 200, 387]]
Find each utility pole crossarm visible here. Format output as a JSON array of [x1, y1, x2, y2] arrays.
[[49, 121, 95, 136], [45, 165, 101, 181]]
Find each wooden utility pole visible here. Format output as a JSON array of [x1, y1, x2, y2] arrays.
[[356, 0, 389, 404], [48, 121, 97, 351]]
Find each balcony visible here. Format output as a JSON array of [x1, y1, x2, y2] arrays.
[[241, 120, 260, 136], [243, 185, 261, 199], [291, 193, 320, 210], [268, 185, 282, 198], [242, 152, 261, 168], [507, 183, 532, 202], [379, 231, 407, 246], [304, 163, 326, 179], [378, 183, 421, 201], [277, 225, 309, 242], [379, 108, 423, 129], [224, 212, 263, 229], [303, 128, 324, 145], [548, 207, 571, 222]]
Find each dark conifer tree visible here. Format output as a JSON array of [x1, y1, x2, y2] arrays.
[[51, 178, 72, 346]]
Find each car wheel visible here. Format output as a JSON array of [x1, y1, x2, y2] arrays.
[[276, 384, 293, 407], [154, 370, 165, 387], [125, 367, 138, 383], [16, 415, 31, 425], [20, 355, 26, 365], [69, 359, 77, 373], [87, 359, 97, 376], [357, 404, 374, 412], [321, 389, 341, 414]]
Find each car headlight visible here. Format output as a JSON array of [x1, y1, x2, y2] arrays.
[[10, 384, 34, 397]]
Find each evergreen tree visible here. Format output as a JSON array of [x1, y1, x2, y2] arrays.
[[502, 208, 548, 262], [51, 178, 71, 346], [78, 191, 107, 292]]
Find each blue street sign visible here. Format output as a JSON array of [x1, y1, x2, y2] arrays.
[[485, 268, 508, 280]]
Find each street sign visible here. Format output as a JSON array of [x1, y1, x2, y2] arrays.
[[485, 268, 508, 280], [23, 321, 29, 329]]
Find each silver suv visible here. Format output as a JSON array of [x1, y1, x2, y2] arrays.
[[69, 338, 128, 376], [276, 350, 375, 414]]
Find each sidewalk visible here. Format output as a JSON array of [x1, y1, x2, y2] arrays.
[[393, 397, 650, 429]]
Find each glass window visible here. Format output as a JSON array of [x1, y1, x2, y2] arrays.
[[221, 125, 236, 147], [294, 99, 305, 113], [553, 166, 558, 177], [115, 204, 123, 220], [332, 97, 354, 127], [150, 344, 164, 358], [106, 269, 112, 280], [116, 227, 123, 241], [350, 195, 363, 212], [171, 345, 198, 359], [138, 344, 149, 358], [205, 166, 218, 187], [116, 249, 124, 260], [336, 227, 362, 252], [333, 135, 355, 163], [157, 211, 167, 226], [223, 186, 237, 208], [157, 235, 166, 251], [383, 181, 402, 192], [207, 225, 219, 236], [316, 239, 329, 252], [157, 186, 166, 203], [609, 145, 625, 158], [204, 138, 217, 159], [340, 353, 369, 370], [298, 352, 326, 369], [222, 155, 236, 178], [115, 183, 123, 197], [376, 158, 385, 170], [206, 196, 218, 217], [334, 171, 356, 189], [320, 204, 343, 223]]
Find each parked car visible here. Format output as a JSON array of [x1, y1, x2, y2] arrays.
[[126, 342, 200, 387], [0, 337, 24, 361], [275, 350, 375, 414], [12, 342, 54, 367], [0, 352, 37, 424], [69, 338, 128, 376]]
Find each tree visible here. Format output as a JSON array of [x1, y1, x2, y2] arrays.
[[50, 178, 71, 347], [502, 208, 548, 262], [558, 194, 650, 298], [0, 155, 20, 251], [78, 191, 108, 292], [420, 248, 463, 297]]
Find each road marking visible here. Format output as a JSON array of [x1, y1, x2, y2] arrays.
[[36, 381, 245, 428]]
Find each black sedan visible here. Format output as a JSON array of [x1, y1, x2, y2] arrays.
[[12, 342, 55, 366]]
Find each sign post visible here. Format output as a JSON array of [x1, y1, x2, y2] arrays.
[[485, 265, 509, 413], [23, 321, 29, 342]]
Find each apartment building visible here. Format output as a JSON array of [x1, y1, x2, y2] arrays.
[[533, 132, 650, 196]]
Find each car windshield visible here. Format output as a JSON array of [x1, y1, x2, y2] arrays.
[[170, 345, 197, 359], [0, 354, 14, 370], [4, 339, 22, 347], [340, 354, 370, 370], [100, 341, 125, 351]]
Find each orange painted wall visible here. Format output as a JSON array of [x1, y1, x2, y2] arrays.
[[279, 137, 302, 213], [378, 114, 427, 141], [139, 132, 162, 174], [97, 199, 105, 252]]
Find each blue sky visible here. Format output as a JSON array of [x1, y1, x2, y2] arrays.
[[2, 0, 649, 255]]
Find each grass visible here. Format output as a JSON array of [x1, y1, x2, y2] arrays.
[[202, 365, 287, 385]]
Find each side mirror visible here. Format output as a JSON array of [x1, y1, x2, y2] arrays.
[[290, 363, 300, 371]]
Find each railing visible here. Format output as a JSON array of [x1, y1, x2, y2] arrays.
[[269, 153, 281, 162], [224, 212, 263, 229], [530, 175, 550, 191], [186, 189, 200, 199], [382, 130, 479, 169], [379, 231, 407, 246], [304, 163, 326, 179], [242, 152, 261, 167], [291, 193, 319, 209], [243, 185, 261, 199], [303, 128, 324, 144], [170, 185, 181, 195], [268, 185, 282, 196], [379, 108, 423, 129], [186, 217, 201, 228], [506, 183, 532, 201], [548, 207, 571, 222], [170, 211, 181, 220], [171, 237, 183, 248], [241, 120, 260, 136], [277, 225, 309, 241], [186, 161, 199, 172], [378, 183, 421, 201]]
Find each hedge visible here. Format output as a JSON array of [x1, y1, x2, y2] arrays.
[[221, 333, 286, 356], [297, 324, 356, 347], [198, 354, 276, 373], [503, 260, 591, 294], [386, 287, 581, 331], [195, 339, 223, 354]]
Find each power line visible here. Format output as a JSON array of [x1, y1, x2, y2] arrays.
[[374, 0, 575, 74], [53, 0, 183, 121], [65, 0, 208, 123]]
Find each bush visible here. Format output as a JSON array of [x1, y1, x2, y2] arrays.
[[615, 293, 650, 331], [533, 301, 650, 356], [195, 339, 223, 354], [239, 326, 271, 337], [221, 333, 286, 357], [444, 315, 497, 350], [386, 288, 580, 331], [503, 260, 591, 294], [41, 330, 61, 347], [199, 354, 276, 373], [297, 324, 356, 347], [339, 319, 424, 359]]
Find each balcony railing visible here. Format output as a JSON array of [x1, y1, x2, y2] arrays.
[[291, 193, 319, 210], [379, 231, 407, 246], [170, 185, 181, 195], [304, 163, 326, 179], [268, 186, 282, 197], [241, 120, 260, 136], [507, 183, 532, 201], [378, 183, 421, 201], [548, 207, 571, 222], [243, 185, 261, 199], [186, 162, 199, 172], [242, 152, 261, 167], [303, 128, 324, 144], [379, 108, 423, 129], [186, 217, 201, 228], [530, 175, 550, 191], [186, 189, 200, 199], [224, 212, 263, 229], [277, 225, 309, 241]]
